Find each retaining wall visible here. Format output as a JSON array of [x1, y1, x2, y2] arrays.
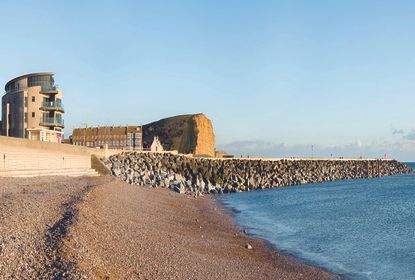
[[0, 136, 121, 175]]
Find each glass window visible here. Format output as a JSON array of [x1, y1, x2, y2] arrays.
[[28, 75, 54, 89]]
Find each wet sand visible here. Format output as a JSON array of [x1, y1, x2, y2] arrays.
[[0, 176, 335, 279]]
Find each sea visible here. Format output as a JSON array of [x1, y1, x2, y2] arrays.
[[218, 163, 415, 280]]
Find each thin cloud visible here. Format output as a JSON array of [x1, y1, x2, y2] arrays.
[[392, 128, 405, 135], [403, 130, 415, 141]]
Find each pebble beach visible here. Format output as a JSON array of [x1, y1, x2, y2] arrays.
[[0, 176, 335, 279]]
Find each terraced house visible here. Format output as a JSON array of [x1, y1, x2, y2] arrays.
[[72, 125, 143, 150], [1, 72, 64, 143]]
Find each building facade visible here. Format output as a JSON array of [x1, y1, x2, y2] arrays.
[[1, 72, 64, 143], [150, 136, 164, 152], [72, 126, 143, 150]]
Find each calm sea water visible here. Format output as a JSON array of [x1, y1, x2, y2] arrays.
[[218, 163, 415, 280]]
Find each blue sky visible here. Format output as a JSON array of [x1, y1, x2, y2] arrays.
[[1, 1, 415, 160]]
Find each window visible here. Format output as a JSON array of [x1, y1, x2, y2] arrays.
[[24, 97, 28, 107], [32, 96, 35, 102], [28, 75, 54, 89], [24, 113, 28, 122], [32, 112, 35, 118]]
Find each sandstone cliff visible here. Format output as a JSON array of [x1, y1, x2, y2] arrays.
[[142, 114, 215, 157]]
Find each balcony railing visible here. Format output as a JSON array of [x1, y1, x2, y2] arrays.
[[40, 101, 64, 112], [40, 117, 64, 127], [40, 85, 59, 93], [5, 85, 60, 94]]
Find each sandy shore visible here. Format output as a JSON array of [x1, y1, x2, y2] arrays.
[[0, 176, 335, 279]]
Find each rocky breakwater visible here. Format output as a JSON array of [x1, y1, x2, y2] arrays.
[[107, 152, 413, 195]]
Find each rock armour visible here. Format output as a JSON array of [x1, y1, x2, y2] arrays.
[[107, 153, 413, 195]]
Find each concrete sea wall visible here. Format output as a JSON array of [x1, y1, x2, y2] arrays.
[[0, 136, 121, 176], [107, 152, 413, 195], [0, 136, 123, 157]]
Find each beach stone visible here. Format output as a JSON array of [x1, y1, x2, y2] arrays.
[[172, 184, 185, 194], [112, 168, 121, 177], [245, 243, 253, 250]]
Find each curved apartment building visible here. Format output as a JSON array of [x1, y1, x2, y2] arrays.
[[1, 72, 64, 142]]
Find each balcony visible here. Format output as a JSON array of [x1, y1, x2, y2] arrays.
[[40, 85, 59, 94], [40, 117, 64, 128], [40, 101, 64, 112]]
